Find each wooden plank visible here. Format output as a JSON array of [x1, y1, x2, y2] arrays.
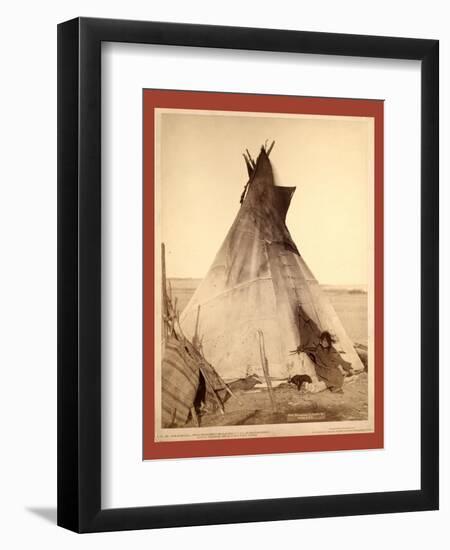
[[257, 330, 277, 412]]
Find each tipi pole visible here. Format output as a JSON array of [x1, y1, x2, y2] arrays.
[[190, 406, 200, 427], [257, 330, 277, 413], [199, 365, 225, 415], [245, 149, 256, 168], [161, 243, 169, 338], [193, 305, 201, 350], [266, 140, 275, 156], [223, 383, 243, 406]]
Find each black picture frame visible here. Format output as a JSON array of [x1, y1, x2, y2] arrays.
[[57, 17, 439, 533]]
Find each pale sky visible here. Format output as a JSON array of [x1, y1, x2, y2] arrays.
[[156, 110, 373, 286]]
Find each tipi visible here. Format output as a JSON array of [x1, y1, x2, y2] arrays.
[[180, 144, 364, 383]]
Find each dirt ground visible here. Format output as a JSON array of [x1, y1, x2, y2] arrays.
[[186, 372, 368, 428]]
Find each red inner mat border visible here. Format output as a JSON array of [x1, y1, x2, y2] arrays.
[[143, 90, 384, 460]]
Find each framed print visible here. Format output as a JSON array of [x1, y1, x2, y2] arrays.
[[57, 17, 439, 532]]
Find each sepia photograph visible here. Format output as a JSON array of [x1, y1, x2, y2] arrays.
[[143, 91, 383, 458]]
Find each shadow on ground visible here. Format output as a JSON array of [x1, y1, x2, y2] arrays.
[[26, 507, 57, 525]]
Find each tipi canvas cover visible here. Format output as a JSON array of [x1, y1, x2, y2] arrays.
[[180, 147, 364, 381]]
